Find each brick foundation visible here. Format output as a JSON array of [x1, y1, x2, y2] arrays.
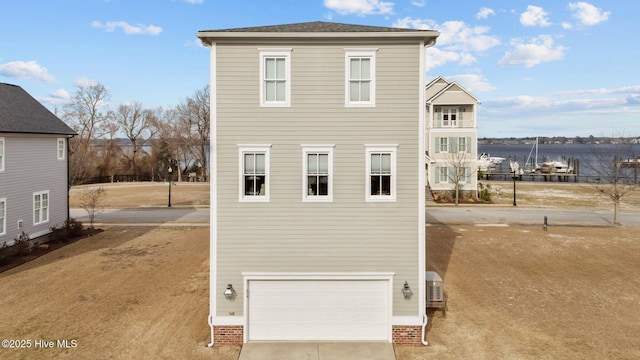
[[213, 326, 243, 346], [213, 325, 424, 346], [392, 326, 424, 346]]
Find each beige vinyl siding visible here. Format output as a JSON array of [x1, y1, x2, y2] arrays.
[[0, 134, 68, 245], [215, 41, 422, 317], [431, 90, 474, 105]]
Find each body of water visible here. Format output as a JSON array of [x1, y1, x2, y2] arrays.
[[478, 143, 640, 179]]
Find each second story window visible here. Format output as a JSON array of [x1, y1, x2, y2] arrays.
[[239, 145, 271, 202], [57, 138, 66, 160], [260, 49, 291, 107], [345, 49, 377, 106], [365, 145, 397, 202], [302, 145, 334, 202]]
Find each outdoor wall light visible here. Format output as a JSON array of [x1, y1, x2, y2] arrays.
[[224, 284, 236, 300], [402, 281, 413, 300]]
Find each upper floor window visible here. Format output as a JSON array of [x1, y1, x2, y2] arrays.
[[436, 137, 471, 153], [302, 145, 334, 202], [57, 138, 66, 160], [239, 145, 271, 202], [435, 107, 465, 127], [33, 190, 49, 225], [365, 145, 397, 202], [259, 49, 291, 107], [0, 137, 4, 172], [345, 49, 377, 106]]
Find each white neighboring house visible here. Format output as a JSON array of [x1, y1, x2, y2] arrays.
[[425, 77, 479, 199], [0, 83, 76, 246]]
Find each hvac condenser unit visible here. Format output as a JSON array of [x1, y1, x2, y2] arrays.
[[426, 271, 444, 302]]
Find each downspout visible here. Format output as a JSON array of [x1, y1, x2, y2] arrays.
[[66, 135, 73, 230], [422, 37, 437, 347]]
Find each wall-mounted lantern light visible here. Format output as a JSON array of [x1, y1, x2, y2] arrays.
[[402, 281, 413, 300], [224, 284, 236, 300]]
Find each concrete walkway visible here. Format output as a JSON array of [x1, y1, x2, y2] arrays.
[[238, 342, 396, 360]]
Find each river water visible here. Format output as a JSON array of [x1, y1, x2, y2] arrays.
[[478, 143, 640, 179]]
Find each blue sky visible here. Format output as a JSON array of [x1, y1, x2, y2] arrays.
[[1, 0, 637, 138]]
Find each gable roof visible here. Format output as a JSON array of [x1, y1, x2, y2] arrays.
[[425, 78, 479, 104], [0, 83, 76, 135], [198, 21, 439, 44]]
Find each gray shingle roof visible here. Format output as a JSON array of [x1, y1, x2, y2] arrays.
[[201, 21, 427, 33], [0, 83, 76, 135]]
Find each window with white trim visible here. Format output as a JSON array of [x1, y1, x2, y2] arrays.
[[0, 198, 6, 235], [302, 145, 334, 202], [436, 167, 449, 183], [57, 138, 66, 160], [366, 145, 397, 201], [345, 49, 377, 106], [437, 137, 449, 153], [33, 191, 49, 225], [239, 145, 271, 202], [259, 49, 291, 107], [0, 137, 4, 172]]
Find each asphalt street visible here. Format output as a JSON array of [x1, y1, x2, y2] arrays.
[[71, 206, 638, 227]]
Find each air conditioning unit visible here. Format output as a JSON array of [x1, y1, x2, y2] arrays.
[[426, 271, 444, 302]]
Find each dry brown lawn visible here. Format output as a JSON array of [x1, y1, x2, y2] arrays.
[[1, 181, 639, 359]]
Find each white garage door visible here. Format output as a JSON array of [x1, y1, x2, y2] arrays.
[[247, 280, 390, 341]]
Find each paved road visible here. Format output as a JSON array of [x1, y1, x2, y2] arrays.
[[72, 206, 637, 227]]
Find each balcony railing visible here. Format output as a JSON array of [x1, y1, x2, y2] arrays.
[[433, 119, 475, 128]]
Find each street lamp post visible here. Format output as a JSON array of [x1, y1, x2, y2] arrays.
[[168, 166, 173, 208], [512, 169, 517, 206]]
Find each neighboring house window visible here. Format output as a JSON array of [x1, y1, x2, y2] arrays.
[[33, 191, 49, 225], [302, 145, 334, 202], [345, 49, 377, 106], [239, 145, 271, 202], [57, 138, 66, 160], [365, 145, 397, 202], [435, 107, 465, 127], [0, 137, 4, 172], [436, 137, 449, 153], [436, 167, 449, 183], [259, 49, 291, 107], [458, 137, 472, 153], [436, 137, 472, 153], [0, 198, 5, 235]]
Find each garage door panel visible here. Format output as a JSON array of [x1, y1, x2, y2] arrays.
[[248, 280, 389, 341]]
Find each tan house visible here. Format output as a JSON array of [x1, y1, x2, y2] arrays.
[[197, 21, 439, 346], [425, 76, 479, 199]]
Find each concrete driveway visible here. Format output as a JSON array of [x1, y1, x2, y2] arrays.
[[238, 342, 396, 360]]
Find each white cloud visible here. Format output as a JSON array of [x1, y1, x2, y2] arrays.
[[92, 20, 162, 35], [73, 77, 99, 87], [477, 7, 495, 20], [568, 2, 610, 26], [394, 17, 500, 71], [412, 0, 425, 7], [448, 74, 496, 93], [562, 22, 573, 29], [51, 88, 71, 100], [183, 0, 203, 3], [184, 39, 207, 48], [499, 35, 566, 67], [323, 0, 393, 16], [520, 5, 551, 27], [0, 60, 55, 82]]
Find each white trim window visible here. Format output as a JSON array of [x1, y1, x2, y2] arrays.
[[436, 167, 449, 184], [239, 145, 271, 202], [259, 49, 291, 107], [0, 198, 6, 235], [436, 137, 449, 153], [57, 138, 66, 160], [365, 145, 397, 202], [302, 145, 334, 202], [345, 49, 377, 106], [33, 190, 49, 225], [0, 137, 4, 172]]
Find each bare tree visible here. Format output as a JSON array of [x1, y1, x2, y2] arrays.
[[176, 85, 210, 181], [112, 102, 156, 180], [584, 138, 639, 225], [444, 151, 476, 206], [96, 122, 124, 183], [63, 82, 111, 184], [79, 186, 106, 230]]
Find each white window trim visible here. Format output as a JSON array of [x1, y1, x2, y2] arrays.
[[301, 145, 335, 202], [33, 190, 50, 225], [259, 48, 292, 107], [57, 138, 66, 160], [365, 144, 398, 202], [0, 198, 6, 236], [238, 145, 271, 202], [0, 137, 4, 172], [344, 48, 377, 107]]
